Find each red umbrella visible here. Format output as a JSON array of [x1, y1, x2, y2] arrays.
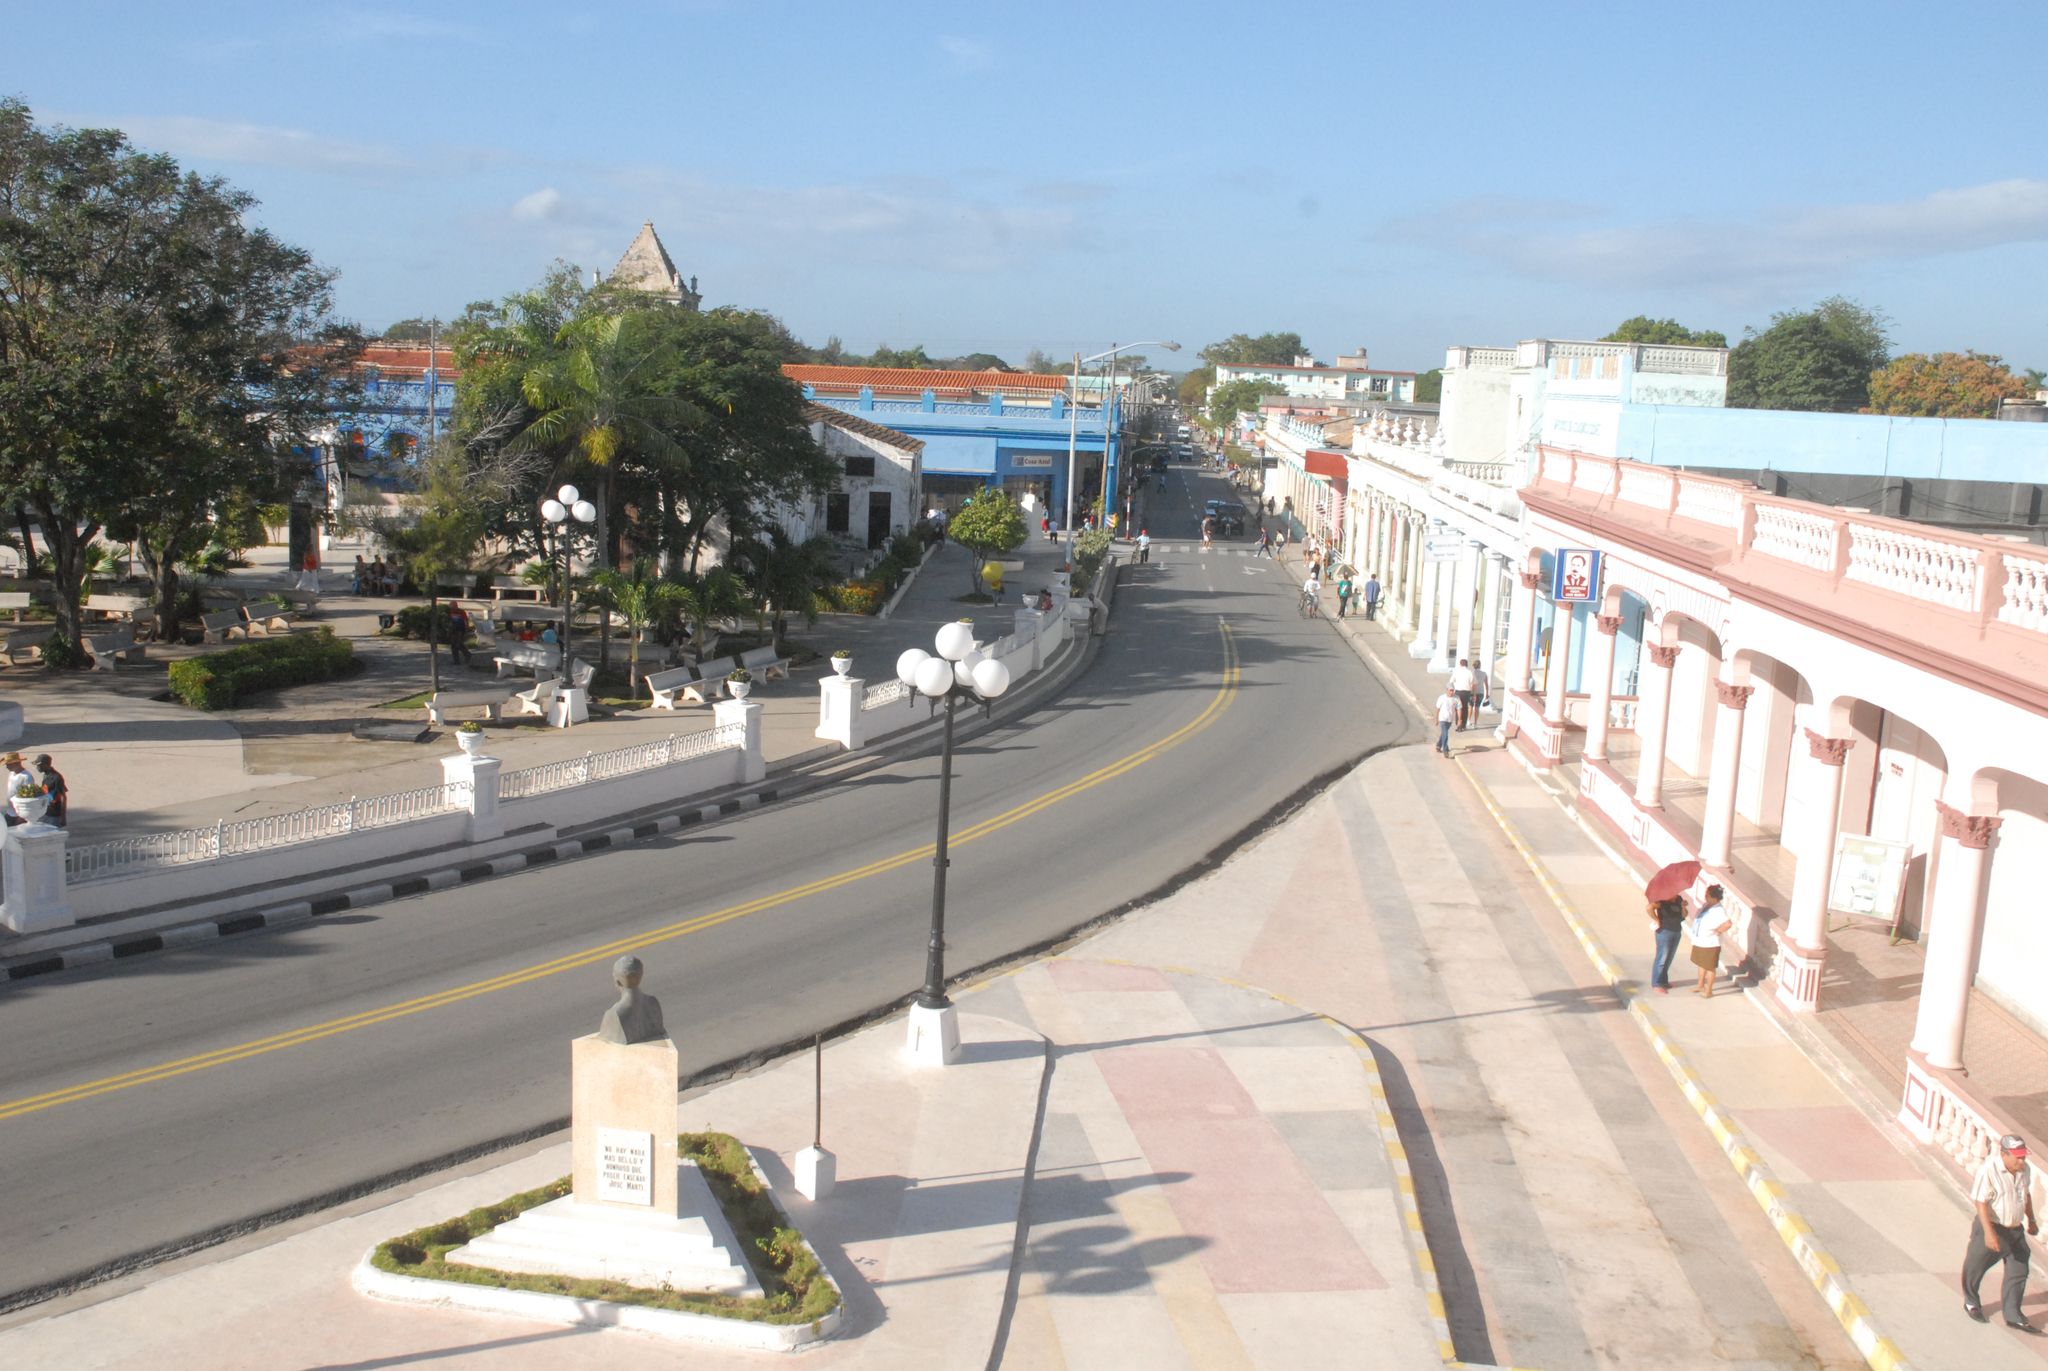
[[1645, 859, 1702, 903]]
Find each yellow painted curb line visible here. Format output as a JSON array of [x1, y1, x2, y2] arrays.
[[1450, 754, 1913, 1371]]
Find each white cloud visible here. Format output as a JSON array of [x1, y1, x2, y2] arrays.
[[1384, 181, 2048, 291], [938, 35, 995, 71], [103, 114, 405, 172], [511, 187, 564, 222]]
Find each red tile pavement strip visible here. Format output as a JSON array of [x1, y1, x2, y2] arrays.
[[1096, 1044, 1387, 1295], [1739, 1105, 1927, 1184], [1044, 959, 1174, 992]]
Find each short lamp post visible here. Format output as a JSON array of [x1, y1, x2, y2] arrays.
[[896, 620, 1011, 1066], [540, 484, 596, 722]]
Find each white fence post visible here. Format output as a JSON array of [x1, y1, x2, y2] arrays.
[[1, 821, 75, 934], [1013, 608, 1043, 674], [816, 675, 866, 751], [715, 697, 767, 784], [441, 752, 505, 842]]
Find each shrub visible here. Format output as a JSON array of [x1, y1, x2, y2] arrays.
[[385, 603, 469, 642], [168, 629, 357, 710], [829, 580, 883, 615], [1072, 527, 1115, 592]]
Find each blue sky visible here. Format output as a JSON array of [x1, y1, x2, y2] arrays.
[[15, 1, 2048, 374]]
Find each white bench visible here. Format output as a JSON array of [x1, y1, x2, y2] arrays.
[[0, 591, 34, 623], [425, 686, 517, 726], [5, 627, 52, 666], [493, 641, 559, 678], [644, 664, 700, 710], [277, 589, 321, 616], [513, 676, 561, 719], [568, 658, 596, 691], [200, 609, 246, 643], [86, 625, 144, 671], [682, 655, 737, 704], [241, 603, 294, 636], [738, 645, 791, 681]]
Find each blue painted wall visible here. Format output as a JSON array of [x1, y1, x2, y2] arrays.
[[1616, 404, 2048, 481]]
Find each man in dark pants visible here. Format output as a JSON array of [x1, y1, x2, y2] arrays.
[[1363, 574, 1381, 620], [1964, 1134, 2040, 1330]]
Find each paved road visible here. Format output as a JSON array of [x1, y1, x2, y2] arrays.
[[0, 460, 1390, 1307]]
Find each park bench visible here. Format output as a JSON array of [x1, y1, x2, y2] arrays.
[[738, 644, 791, 681], [5, 627, 53, 666], [84, 592, 151, 622], [493, 641, 559, 679], [644, 664, 700, 711], [240, 602, 294, 636], [681, 655, 737, 705], [425, 685, 517, 727], [568, 658, 596, 691], [0, 591, 34, 624], [512, 676, 561, 719], [277, 589, 321, 616], [200, 609, 247, 643], [85, 624, 145, 671]]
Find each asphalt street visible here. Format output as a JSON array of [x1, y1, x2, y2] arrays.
[[0, 457, 1397, 1308]]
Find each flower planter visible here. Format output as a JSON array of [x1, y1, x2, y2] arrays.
[[727, 680, 752, 700], [456, 729, 485, 756], [10, 792, 49, 825], [830, 657, 853, 676]]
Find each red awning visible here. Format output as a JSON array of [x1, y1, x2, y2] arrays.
[[1305, 448, 1349, 490]]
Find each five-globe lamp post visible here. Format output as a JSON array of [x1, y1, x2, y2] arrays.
[[540, 484, 597, 723], [896, 619, 1012, 1066]]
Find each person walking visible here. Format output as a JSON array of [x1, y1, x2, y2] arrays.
[[1686, 885, 1732, 997], [1451, 658, 1476, 729], [1335, 570, 1353, 618], [445, 603, 473, 666], [1257, 527, 1272, 559], [1962, 1134, 2039, 1330], [1435, 684, 1458, 756], [32, 753, 66, 828], [1647, 895, 1685, 994], [1136, 529, 1151, 564], [1363, 573, 1381, 620], [1472, 662, 1491, 721]]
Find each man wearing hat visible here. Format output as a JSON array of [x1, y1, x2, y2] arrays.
[[1964, 1133, 2040, 1330], [0, 753, 29, 827]]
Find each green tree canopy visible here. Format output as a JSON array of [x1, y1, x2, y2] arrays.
[[381, 317, 438, 341], [1200, 332, 1307, 367], [946, 490, 1028, 594], [1412, 368, 1444, 404], [1600, 316, 1728, 349], [1866, 351, 2031, 418], [1206, 377, 1271, 432], [1728, 297, 1892, 412], [1179, 365, 1216, 408]]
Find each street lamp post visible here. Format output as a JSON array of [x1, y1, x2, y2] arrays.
[[540, 484, 596, 720], [895, 620, 1012, 1066], [1063, 340, 1180, 553]]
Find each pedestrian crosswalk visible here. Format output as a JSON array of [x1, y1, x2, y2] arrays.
[[1145, 544, 1268, 556]]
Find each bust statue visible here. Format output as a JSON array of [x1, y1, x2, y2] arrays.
[[597, 955, 667, 1045]]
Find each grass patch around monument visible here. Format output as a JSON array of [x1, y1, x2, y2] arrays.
[[368, 1131, 839, 1325]]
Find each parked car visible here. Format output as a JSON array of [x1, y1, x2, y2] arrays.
[[1203, 499, 1246, 537]]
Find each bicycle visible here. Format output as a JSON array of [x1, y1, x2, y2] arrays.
[[1299, 589, 1320, 618]]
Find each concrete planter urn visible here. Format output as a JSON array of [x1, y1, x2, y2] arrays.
[[830, 654, 853, 676], [726, 672, 753, 701], [455, 728, 486, 756], [9, 791, 49, 825]]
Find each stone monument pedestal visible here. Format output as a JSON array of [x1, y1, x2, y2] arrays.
[[447, 1035, 760, 1296]]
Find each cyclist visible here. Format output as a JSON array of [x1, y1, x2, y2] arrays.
[[1301, 571, 1322, 617]]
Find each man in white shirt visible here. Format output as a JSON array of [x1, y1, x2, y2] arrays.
[[1964, 1133, 2039, 1329], [1302, 573, 1321, 616], [1435, 684, 1458, 756], [1450, 658, 1477, 729], [1136, 529, 1151, 564]]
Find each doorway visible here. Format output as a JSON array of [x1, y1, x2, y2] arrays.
[[867, 491, 892, 548]]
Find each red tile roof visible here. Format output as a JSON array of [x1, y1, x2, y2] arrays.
[[359, 342, 459, 379], [804, 403, 925, 454], [783, 364, 1070, 396]]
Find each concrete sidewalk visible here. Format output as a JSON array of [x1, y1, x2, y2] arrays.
[[1311, 558, 2048, 1369]]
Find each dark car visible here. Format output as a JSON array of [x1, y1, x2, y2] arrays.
[[1151, 452, 1169, 473], [1202, 499, 1246, 537]]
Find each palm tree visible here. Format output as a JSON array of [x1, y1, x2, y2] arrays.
[[588, 562, 687, 691], [734, 529, 837, 654], [514, 311, 702, 586], [672, 566, 750, 660]]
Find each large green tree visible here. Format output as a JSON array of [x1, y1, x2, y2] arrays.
[[1200, 332, 1307, 367], [1727, 296, 1891, 412], [1178, 365, 1217, 408], [1866, 351, 2031, 418], [1206, 377, 1271, 432], [1412, 369, 1444, 404], [947, 490, 1028, 595], [0, 100, 357, 659], [1601, 316, 1728, 348]]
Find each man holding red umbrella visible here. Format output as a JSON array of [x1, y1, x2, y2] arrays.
[[1644, 860, 1700, 995]]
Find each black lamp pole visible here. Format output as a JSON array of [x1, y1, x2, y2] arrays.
[[917, 690, 959, 1011], [558, 522, 573, 679]]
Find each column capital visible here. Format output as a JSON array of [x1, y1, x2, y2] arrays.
[[1935, 799, 2002, 850], [1802, 727, 1853, 766], [1647, 643, 1681, 668], [1714, 681, 1755, 710], [1595, 613, 1623, 636], [1518, 570, 1543, 591]]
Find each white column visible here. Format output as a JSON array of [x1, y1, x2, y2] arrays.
[[441, 752, 505, 843], [1910, 799, 2001, 1070], [1403, 518, 1426, 632], [1698, 681, 1753, 868], [1542, 601, 1572, 726], [1632, 643, 1680, 807], [1450, 541, 1481, 673], [1477, 553, 1506, 701], [0, 821, 73, 934], [816, 675, 866, 750], [1428, 546, 1460, 671], [1583, 613, 1622, 762], [1504, 570, 1539, 696], [1786, 730, 1853, 950], [715, 697, 767, 784], [1412, 553, 1443, 659]]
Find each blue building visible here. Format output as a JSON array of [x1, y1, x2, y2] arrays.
[[784, 365, 1119, 527]]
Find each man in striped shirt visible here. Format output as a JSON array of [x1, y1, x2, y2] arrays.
[[1964, 1134, 2040, 1331]]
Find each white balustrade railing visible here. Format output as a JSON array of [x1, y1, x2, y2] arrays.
[[1997, 551, 2048, 632], [860, 679, 911, 711], [1845, 523, 1981, 611], [1570, 459, 1615, 497], [66, 781, 469, 883], [1674, 475, 1744, 529], [1616, 464, 1672, 512], [498, 726, 745, 801], [1637, 345, 1727, 376], [1465, 348, 1517, 368], [1749, 504, 1838, 570]]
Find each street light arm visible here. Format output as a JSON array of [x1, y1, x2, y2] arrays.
[[1079, 340, 1181, 367]]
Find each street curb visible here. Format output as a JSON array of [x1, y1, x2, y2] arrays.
[[1452, 755, 1912, 1371]]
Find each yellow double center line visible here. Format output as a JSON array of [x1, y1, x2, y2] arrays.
[[0, 622, 1240, 1124]]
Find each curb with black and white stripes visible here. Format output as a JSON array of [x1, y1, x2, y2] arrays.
[[2, 789, 781, 984]]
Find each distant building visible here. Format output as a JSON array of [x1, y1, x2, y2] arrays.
[[1214, 348, 1418, 404], [609, 221, 701, 309], [776, 404, 924, 549]]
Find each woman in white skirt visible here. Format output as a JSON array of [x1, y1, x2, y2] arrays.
[[1686, 884, 1733, 998]]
